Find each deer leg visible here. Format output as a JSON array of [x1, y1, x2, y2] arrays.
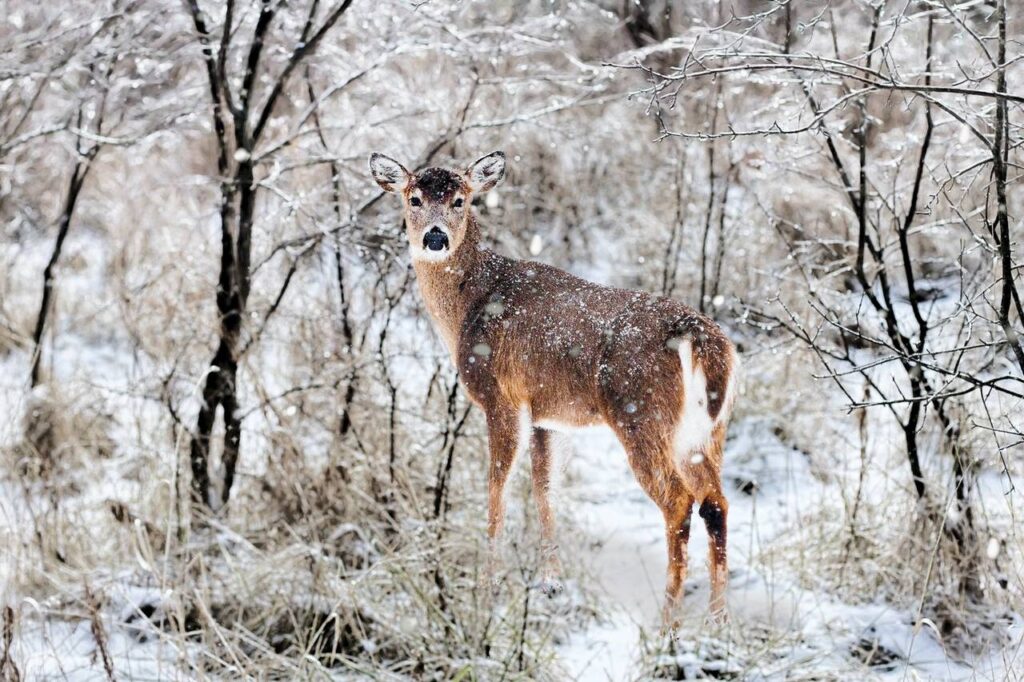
[[699, 488, 729, 620], [484, 405, 521, 593], [623, 442, 694, 627], [698, 425, 730, 620], [530, 428, 563, 596], [662, 481, 695, 627]]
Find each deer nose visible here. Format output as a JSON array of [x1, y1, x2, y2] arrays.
[[423, 226, 449, 251]]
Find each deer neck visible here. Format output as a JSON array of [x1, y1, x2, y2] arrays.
[[412, 215, 487, 358]]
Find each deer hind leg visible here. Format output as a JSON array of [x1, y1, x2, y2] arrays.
[[530, 428, 563, 596], [699, 489, 729, 619], [484, 404, 523, 593], [698, 427, 730, 619], [662, 478, 695, 627], [623, 440, 695, 627]]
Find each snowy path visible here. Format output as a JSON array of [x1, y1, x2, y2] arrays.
[[551, 424, 788, 680], [554, 426, 722, 680]]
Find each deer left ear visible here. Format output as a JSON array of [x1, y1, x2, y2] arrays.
[[466, 151, 506, 193]]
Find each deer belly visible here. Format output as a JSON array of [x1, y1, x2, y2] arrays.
[[532, 418, 606, 434], [530, 402, 605, 433]]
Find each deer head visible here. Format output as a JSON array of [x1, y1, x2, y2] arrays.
[[368, 151, 506, 262]]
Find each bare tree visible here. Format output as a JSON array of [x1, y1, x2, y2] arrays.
[[29, 87, 106, 387], [1, 3, 182, 386], [182, 0, 355, 507], [627, 0, 1023, 602]]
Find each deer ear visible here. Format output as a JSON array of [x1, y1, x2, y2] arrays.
[[466, 151, 506, 193], [368, 153, 411, 193]]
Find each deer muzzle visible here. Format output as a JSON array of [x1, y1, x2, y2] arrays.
[[423, 226, 450, 252]]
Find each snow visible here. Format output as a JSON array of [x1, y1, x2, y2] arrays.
[[3, 243, 1020, 679], [10, 580, 191, 680], [552, 420, 1024, 680]]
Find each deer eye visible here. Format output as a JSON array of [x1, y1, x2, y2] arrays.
[[453, 197, 464, 208], [410, 196, 422, 207]]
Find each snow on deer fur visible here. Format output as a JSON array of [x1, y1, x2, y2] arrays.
[[369, 150, 739, 621]]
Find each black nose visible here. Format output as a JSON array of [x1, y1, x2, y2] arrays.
[[423, 227, 450, 251]]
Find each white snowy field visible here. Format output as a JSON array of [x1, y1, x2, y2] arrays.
[[2, 430, 1018, 681]]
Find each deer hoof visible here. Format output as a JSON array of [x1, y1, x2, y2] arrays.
[[705, 606, 729, 626], [661, 604, 682, 633]]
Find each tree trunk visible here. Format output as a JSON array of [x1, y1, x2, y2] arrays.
[[30, 160, 92, 387]]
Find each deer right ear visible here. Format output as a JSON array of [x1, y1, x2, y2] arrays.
[[368, 153, 411, 193]]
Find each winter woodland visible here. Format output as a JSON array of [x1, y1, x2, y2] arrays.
[[1, 0, 1022, 679]]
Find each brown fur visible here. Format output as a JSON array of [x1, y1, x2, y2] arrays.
[[371, 154, 737, 620]]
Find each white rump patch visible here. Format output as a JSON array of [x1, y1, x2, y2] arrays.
[[672, 339, 716, 468]]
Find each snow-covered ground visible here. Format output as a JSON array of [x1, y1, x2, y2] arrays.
[[553, 422, 1023, 681], [3, 345, 1021, 679], [2, 234, 1021, 679]]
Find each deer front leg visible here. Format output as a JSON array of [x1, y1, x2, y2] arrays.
[[484, 405, 521, 594], [530, 428, 563, 596]]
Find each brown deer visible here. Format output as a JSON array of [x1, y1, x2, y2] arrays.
[[368, 151, 738, 621]]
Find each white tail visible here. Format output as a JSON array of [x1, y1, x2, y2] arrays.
[[673, 340, 739, 470]]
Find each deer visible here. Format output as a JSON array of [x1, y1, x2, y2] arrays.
[[368, 150, 738, 622]]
